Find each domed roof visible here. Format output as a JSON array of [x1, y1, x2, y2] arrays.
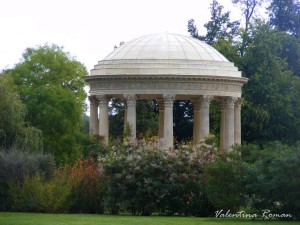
[[104, 33, 228, 62], [90, 33, 242, 78]]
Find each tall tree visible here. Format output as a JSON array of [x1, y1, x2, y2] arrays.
[[204, 0, 240, 45], [0, 75, 25, 148], [232, 0, 266, 57], [0, 75, 42, 152], [267, 0, 300, 77], [268, 0, 300, 37], [188, 0, 239, 45], [4, 44, 87, 162], [187, 19, 200, 39], [232, 0, 266, 31], [241, 22, 299, 143]]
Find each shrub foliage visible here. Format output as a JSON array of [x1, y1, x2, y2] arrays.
[[1, 139, 299, 220]]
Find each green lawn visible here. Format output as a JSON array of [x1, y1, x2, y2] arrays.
[[0, 213, 299, 225]]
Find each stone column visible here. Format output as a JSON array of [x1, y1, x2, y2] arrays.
[[157, 99, 164, 139], [234, 98, 243, 145], [192, 99, 201, 145], [97, 95, 109, 145], [199, 95, 212, 140], [124, 94, 137, 142], [123, 101, 127, 133], [220, 99, 226, 152], [225, 96, 235, 150], [88, 96, 99, 135], [163, 94, 175, 149]]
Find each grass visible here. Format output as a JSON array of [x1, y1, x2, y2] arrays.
[[0, 213, 300, 225]]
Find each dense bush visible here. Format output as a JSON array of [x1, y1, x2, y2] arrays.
[[2, 139, 299, 220], [203, 142, 300, 220], [8, 169, 72, 213], [242, 142, 300, 220], [0, 148, 55, 211], [69, 158, 105, 214], [204, 147, 245, 211], [7, 157, 105, 214], [101, 137, 217, 216]]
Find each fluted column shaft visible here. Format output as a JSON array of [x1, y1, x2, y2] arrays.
[[88, 96, 99, 135], [220, 100, 226, 151], [199, 95, 212, 140], [234, 98, 243, 145], [192, 99, 201, 145], [163, 94, 175, 149], [157, 99, 164, 139], [98, 95, 109, 145], [225, 97, 235, 150], [124, 94, 137, 142]]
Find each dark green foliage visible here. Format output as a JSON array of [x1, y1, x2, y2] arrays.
[[190, 0, 300, 144], [241, 142, 300, 220], [277, 32, 300, 77], [173, 100, 193, 142], [188, 1, 239, 45], [204, 0, 240, 45], [204, 148, 244, 211], [136, 100, 158, 138], [0, 75, 26, 148], [109, 98, 125, 139], [187, 19, 200, 39], [109, 99, 158, 140], [0, 148, 55, 211], [0, 75, 42, 152], [241, 22, 299, 143], [268, 0, 300, 37]]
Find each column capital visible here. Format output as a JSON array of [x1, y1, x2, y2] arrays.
[[200, 95, 213, 107], [88, 95, 99, 107], [97, 95, 109, 106], [234, 97, 244, 108], [124, 94, 137, 106], [163, 94, 175, 106], [225, 96, 235, 108]]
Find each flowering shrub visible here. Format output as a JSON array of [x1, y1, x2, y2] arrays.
[[101, 137, 217, 216]]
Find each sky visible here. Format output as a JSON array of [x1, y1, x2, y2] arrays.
[[0, 0, 244, 72]]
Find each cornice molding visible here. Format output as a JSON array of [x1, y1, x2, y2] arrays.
[[85, 74, 248, 84]]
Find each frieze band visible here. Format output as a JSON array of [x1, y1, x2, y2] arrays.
[[91, 81, 242, 93]]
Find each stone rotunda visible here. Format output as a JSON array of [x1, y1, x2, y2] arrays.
[[85, 33, 248, 150]]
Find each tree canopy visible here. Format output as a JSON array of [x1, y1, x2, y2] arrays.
[[4, 44, 88, 162], [188, 0, 300, 144]]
